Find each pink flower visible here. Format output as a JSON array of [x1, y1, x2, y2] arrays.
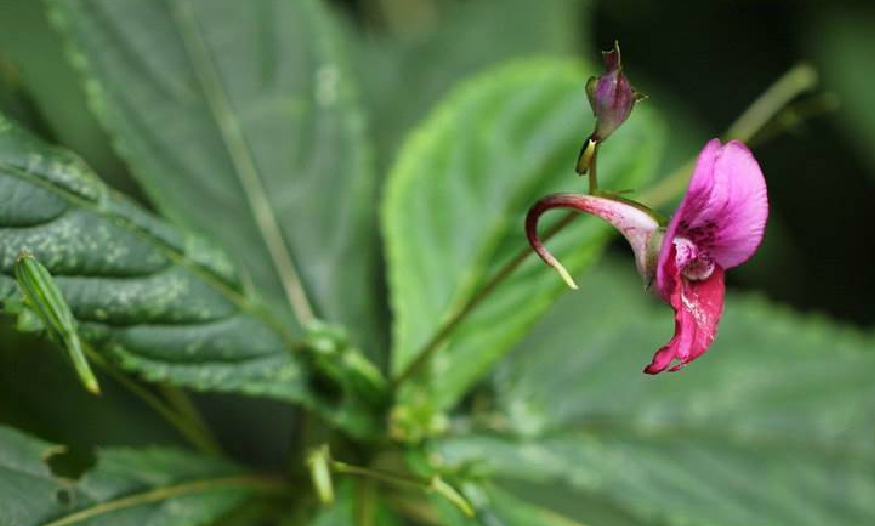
[[526, 139, 767, 374]]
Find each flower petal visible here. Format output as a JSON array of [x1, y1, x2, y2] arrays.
[[645, 248, 726, 375], [656, 139, 767, 297]]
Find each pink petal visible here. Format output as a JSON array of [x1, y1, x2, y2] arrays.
[[645, 246, 726, 374], [656, 139, 767, 297]]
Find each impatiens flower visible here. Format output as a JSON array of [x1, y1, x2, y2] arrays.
[[527, 139, 767, 374], [577, 41, 646, 175]]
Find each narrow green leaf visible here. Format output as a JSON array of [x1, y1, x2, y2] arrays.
[[0, 114, 378, 437], [429, 263, 875, 526], [0, 425, 275, 526], [48, 0, 383, 357], [13, 250, 99, 394], [383, 59, 663, 439]]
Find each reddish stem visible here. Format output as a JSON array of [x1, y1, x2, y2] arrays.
[[525, 193, 601, 289]]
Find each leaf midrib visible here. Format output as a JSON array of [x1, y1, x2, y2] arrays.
[[40, 474, 284, 526], [164, 0, 314, 325]]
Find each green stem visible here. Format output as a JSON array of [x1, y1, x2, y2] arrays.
[[332, 461, 427, 491], [390, 213, 576, 389], [84, 347, 222, 456], [726, 64, 818, 141], [588, 143, 599, 194], [39, 475, 285, 526], [391, 62, 820, 391], [643, 62, 818, 207], [158, 384, 222, 454], [331, 461, 474, 518]]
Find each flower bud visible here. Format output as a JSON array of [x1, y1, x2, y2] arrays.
[[585, 41, 645, 143]]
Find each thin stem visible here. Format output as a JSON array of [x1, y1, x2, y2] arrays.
[[84, 348, 221, 456], [643, 62, 818, 207], [331, 461, 474, 518], [167, 0, 315, 324], [746, 92, 840, 147], [725, 63, 818, 141], [332, 461, 427, 491], [391, 213, 576, 389], [588, 143, 599, 194], [356, 479, 378, 526], [391, 63, 820, 390], [158, 384, 222, 454], [39, 475, 286, 526]]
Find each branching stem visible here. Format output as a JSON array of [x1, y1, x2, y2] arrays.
[[85, 347, 222, 456]]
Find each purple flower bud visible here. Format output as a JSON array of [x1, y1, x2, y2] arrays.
[[585, 41, 644, 143]]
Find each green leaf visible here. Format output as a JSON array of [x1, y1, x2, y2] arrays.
[[14, 251, 99, 394], [812, 7, 875, 180], [429, 263, 875, 526], [354, 0, 585, 175], [48, 0, 383, 356], [0, 115, 377, 436], [0, 0, 128, 186], [383, 59, 663, 438], [0, 425, 271, 526]]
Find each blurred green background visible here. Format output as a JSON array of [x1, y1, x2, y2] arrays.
[[0, 0, 873, 489]]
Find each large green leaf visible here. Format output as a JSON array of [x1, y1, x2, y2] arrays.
[[0, 116, 377, 436], [429, 263, 875, 526], [354, 0, 585, 175], [48, 0, 383, 356], [0, 425, 269, 526], [813, 6, 875, 181], [384, 59, 663, 438]]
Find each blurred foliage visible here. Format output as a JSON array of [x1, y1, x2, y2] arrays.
[[0, 0, 134, 195], [348, 0, 585, 177], [432, 262, 875, 525], [814, 4, 875, 178], [0, 0, 872, 525], [0, 426, 260, 526], [49, 0, 385, 361]]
